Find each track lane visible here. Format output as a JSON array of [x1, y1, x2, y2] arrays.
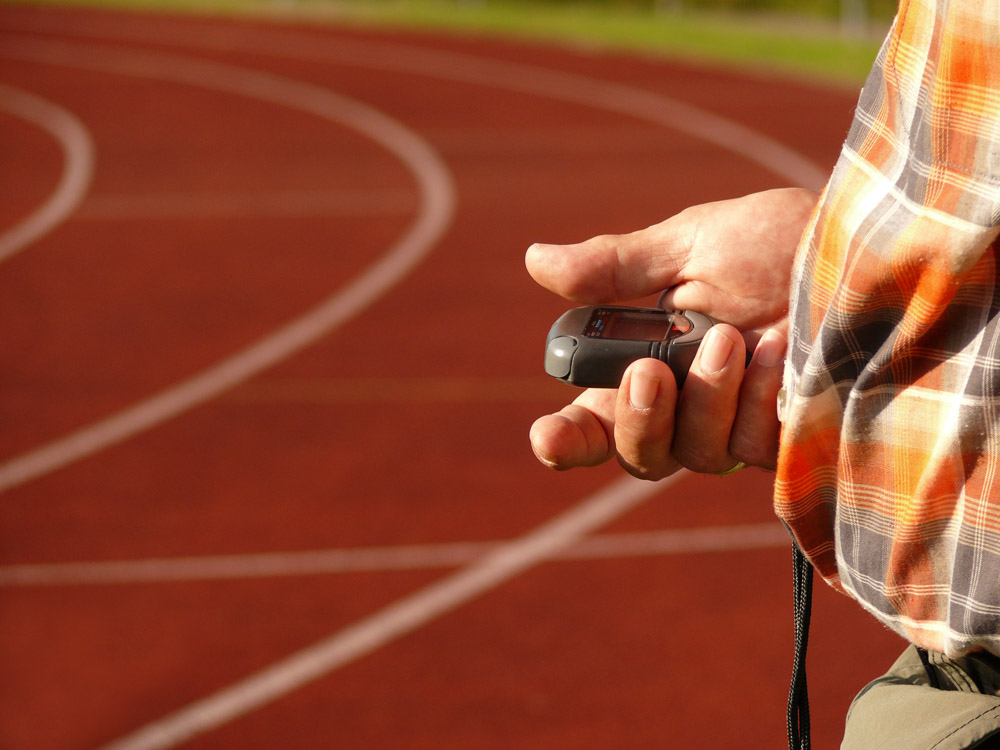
[[0, 6, 903, 749], [0, 35, 456, 490]]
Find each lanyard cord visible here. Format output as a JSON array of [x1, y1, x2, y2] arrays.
[[788, 544, 814, 750]]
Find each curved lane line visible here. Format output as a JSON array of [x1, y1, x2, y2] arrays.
[[0, 21, 829, 188], [98, 474, 672, 750], [0, 26, 831, 493], [0, 82, 95, 262], [0, 27, 809, 750], [274, 36, 830, 190], [0, 38, 457, 493]]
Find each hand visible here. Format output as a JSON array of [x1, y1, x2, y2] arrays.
[[525, 187, 817, 330], [527, 188, 816, 480]]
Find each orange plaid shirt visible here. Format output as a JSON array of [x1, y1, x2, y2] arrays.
[[775, 0, 1000, 657]]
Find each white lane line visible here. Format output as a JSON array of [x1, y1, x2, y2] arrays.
[[0, 25, 809, 750], [96, 474, 673, 750], [0, 82, 95, 262], [314, 39, 830, 190], [0, 26, 829, 491], [0, 38, 456, 494], [0, 522, 789, 586], [0, 21, 829, 189]]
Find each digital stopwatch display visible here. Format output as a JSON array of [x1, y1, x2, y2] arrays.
[[545, 306, 719, 387], [582, 308, 692, 341]]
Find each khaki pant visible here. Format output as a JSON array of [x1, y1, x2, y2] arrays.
[[843, 646, 1000, 749]]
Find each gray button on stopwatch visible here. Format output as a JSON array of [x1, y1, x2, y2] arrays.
[[545, 336, 578, 378]]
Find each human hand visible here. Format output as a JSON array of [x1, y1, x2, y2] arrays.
[[527, 188, 817, 480]]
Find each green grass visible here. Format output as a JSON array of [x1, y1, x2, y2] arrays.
[[7, 0, 887, 87]]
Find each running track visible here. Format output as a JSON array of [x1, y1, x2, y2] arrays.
[[0, 5, 904, 748]]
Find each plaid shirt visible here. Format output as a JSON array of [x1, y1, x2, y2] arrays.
[[775, 0, 1000, 657]]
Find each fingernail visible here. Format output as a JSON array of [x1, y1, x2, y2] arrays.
[[629, 365, 660, 410], [700, 328, 735, 374], [754, 329, 787, 368], [532, 448, 559, 470]]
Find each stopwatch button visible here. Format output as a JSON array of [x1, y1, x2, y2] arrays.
[[545, 336, 578, 378]]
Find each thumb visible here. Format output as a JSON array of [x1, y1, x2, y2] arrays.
[[525, 223, 691, 303]]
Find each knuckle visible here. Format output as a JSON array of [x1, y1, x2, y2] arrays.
[[728, 413, 780, 470], [616, 453, 671, 482], [673, 443, 728, 475], [728, 433, 776, 471]]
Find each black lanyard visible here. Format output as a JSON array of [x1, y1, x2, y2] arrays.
[[788, 544, 814, 750]]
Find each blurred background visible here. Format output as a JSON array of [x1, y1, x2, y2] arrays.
[[14, 0, 895, 82], [1, 1, 903, 748]]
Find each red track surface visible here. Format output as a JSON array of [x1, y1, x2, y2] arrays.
[[0, 5, 903, 748]]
